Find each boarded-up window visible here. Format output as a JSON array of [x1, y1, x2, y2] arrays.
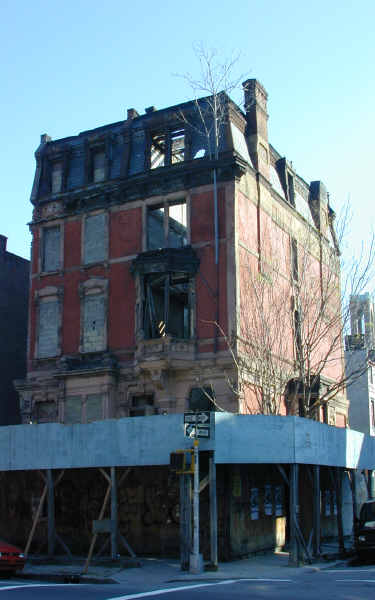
[[36, 401, 57, 422], [42, 226, 61, 272], [51, 162, 63, 194], [38, 300, 59, 358], [84, 213, 107, 264], [83, 295, 106, 352], [65, 396, 82, 424], [86, 394, 103, 422], [93, 151, 106, 182]]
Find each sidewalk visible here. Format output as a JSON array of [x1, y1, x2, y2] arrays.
[[18, 541, 351, 586]]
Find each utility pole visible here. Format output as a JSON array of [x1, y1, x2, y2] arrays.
[[190, 439, 203, 573]]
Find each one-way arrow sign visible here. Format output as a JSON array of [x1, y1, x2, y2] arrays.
[[184, 411, 210, 425], [184, 412, 211, 438]]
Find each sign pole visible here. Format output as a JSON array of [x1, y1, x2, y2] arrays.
[[190, 438, 203, 573]]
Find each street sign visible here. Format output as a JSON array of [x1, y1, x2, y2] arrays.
[[184, 411, 210, 424], [184, 412, 211, 438], [184, 422, 211, 439]]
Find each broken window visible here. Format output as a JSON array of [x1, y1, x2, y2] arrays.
[[51, 161, 63, 194], [150, 129, 185, 169], [42, 226, 61, 272], [129, 394, 155, 417], [147, 200, 187, 250], [38, 299, 59, 358], [188, 387, 215, 411], [83, 294, 106, 352], [143, 272, 191, 339], [83, 213, 108, 264]]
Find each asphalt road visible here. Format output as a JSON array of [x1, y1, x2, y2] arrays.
[[2, 567, 375, 599]]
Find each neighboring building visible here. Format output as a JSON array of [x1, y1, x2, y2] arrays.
[[15, 80, 347, 427], [0, 235, 29, 425], [346, 293, 375, 435]]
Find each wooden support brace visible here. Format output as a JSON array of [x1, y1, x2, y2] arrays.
[[118, 533, 136, 558], [199, 474, 209, 493], [24, 483, 48, 558], [82, 476, 112, 574], [277, 465, 289, 487]]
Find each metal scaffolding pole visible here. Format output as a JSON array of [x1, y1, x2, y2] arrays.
[[289, 463, 299, 566], [313, 465, 320, 557], [47, 469, 55, 558], [111, 467, 118, 560], [209, 453, 218, 568]]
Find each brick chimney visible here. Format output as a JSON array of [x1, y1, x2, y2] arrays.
[[0, 235, 7, 255], [242, 79, 270, 179]]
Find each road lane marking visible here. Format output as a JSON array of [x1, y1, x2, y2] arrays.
[[328, 569, 375, 572], [0, 583, 79, 592], [336, 579, 375, 583], [107, 578, 291, 600]]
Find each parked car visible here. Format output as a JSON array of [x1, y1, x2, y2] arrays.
[[354, 499, 375, 559], [0, 539, 25, 574]]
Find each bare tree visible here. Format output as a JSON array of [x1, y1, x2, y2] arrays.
[[177, 44, 248, 264]]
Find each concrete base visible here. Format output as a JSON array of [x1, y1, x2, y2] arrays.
[[189, 552, 203, 573]]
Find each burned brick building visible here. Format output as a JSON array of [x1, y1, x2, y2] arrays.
[[0, 235, 29, 425], [15, 79, 348, 427]]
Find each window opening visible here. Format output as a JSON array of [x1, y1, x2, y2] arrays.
[[129, 394, 155, 417], [147, 206, 165, 250], [294, 309, 302, 361], [42, 226, 61, 272], [291, 238, 298, 282], [143, 272, 190, 339], [93, 151, 106, 182], [147, 200, 187, 250], [150, 129, 185, 169], [193, 149, 205, 159], [150, 134, 166, 169], [288, 173, 295, 207], [51, 162, 63, 194], [188, 387, 215, 411], [168, 201, 187, 248], [171, 129, 185, 164]]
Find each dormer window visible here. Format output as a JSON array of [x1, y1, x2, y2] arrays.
[[288, 172, 295, 207], [51, 162, 63, 194], [93, 150, 106, 182], [149, 128, 186, 170]]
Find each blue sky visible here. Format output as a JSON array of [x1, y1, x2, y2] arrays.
[[2, 0, 374, 287]]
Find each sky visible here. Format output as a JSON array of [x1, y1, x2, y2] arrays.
[[1, 0, 374, 292]]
